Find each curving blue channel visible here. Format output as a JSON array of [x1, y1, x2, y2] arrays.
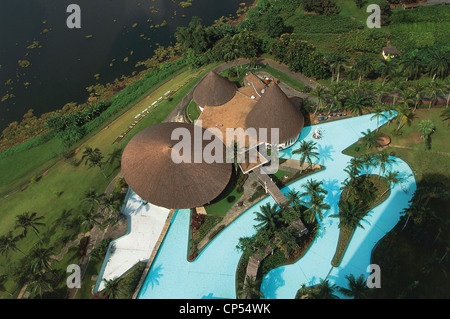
[[138, 112, 417, 299]]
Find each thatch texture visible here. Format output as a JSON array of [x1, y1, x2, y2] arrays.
[[193, 71, 237, 107], [121, 122, 232, 209], [245, 82, 304, 144]]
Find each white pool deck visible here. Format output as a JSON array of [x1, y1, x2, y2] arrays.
[[94, 189, 170, 293]]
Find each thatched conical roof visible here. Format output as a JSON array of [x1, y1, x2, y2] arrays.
[[245, 82, 304, 144], [193, 71, 237, 107], [121, 122, 232, 209]]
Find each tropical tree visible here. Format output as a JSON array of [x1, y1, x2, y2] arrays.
[[374, 152, 396, 178], [417, 120, 435, 150], [326, 83, 345, 114], [331, 201, 367, 230], [378, 59, 398, 85], [82, 189, 103, 210], [380, 170, 401, 197], [309, 279, 339, 299], [360, 129, 381, 150], [101, 277, 125, 299], [327, 53, 349, 83], [371, 105, 388, 131], [338, 274, 370, 299], [303, 194, 330, 224], [27, 270, 54, 298], [292, 141, 319, 171], [410, 83, 425, 112], [310, 85, 327, 117], [441, 108, 450, 126], [427, 49, 449, 81], [82, 146, 107, 178], [301, 179, 328, 203], [0, 274, 13, 296], [400, 53, 423, 81], [354, 56, 373, 87], [344, 94, 371, 115], [254, 203, 283, 232], [395, 103, 412, 133], [239, 276, 265, 299], [0, 231, 27, 257], [14, 212, 45, 240], [101, 192, 122, 220], [286, 189, 305, 213], [29, 245, 55, 273], [79, 209, 103, 232], [426, 81, 442, 111]]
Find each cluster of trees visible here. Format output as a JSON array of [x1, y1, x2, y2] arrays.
[[296, 275, 371, 299], [302, 0, 340, 15]]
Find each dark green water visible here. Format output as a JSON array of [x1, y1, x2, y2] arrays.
[[0, 0, 249, 131]]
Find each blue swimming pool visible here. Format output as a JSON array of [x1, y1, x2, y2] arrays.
[[137, 112, 416, 299]]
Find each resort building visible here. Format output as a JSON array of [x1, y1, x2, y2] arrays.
[[194, 70, 305, 151]]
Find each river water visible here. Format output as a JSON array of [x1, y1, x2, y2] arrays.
[[0, 0, 249, 131]]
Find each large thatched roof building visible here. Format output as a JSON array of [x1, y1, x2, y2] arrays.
[[121, 122, 232, 209]]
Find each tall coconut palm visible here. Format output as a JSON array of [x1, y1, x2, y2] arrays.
[[303, 194, 330, 224], [354, 56, 373, 87], [378, 59, 398, 85], [82, 189, 103, 210], [286, 189, 305, 213], [310, 85, 327, 117], [371, 105, 388, 131], [0, 231, 27, 257], [29, 245, 55, 273], [333, 54, 349, 83], [360, 129, 381, 151], [301, 179, 328, 203], [360, 153, 375, 177], [101, 193, 121, 220], [427, 49, 448, 81], [401, 54, 423, 81], [292, 141, 319, 171], [239, 276, 265, 299], [380, 170, 401, 198], [14, 212, 45, 240], [346, 94, 372, 115], [27, 270, 54, 298], [426, 81, 442, 111], [254, 203, 283, 232], [395, 103, 412, 133], [326, 83, 345, 114], [410, 83, 425, 112], [375, 152, 396, 178], [310, 279, 339, 299], [441, 108, 450, 126], [331, 201, 366, 230], [101, 277, 125, 299], [79, 209, 102, 232], [338, 274, 370, 299], [418, 119, 435, 150]]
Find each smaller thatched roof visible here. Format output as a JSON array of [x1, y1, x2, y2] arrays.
[[193, 71, 237, 107], [245, 82, 304, 144]]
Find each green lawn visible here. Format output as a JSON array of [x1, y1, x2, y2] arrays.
[[185, 100, 201, 123], [0, 64, 217, 299]]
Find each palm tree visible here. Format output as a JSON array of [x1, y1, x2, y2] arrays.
[[375, 152, 395, 178], [371, 105, 388, 131], [254, 203, 283, 232], [29, 245, 55, 273], [83, 147, 106, 178], [27, 270, 54, 298], [326, 83, 345, 114], [331, 201, 366, 230], [14, 212, 45, 240], [410, 83, 425, 112], [360, 129, 380, 150], [286, 189, 305, 213], [332, 54, 349, 83], [378, 59, 398, 85], [427, 49, 448, 81], [301, 179, 328, 203], [310, 85, 327, 117], [303, 194, 330, 224], [79, 209, 102, 232], [82, 189, 103, 210], [345, 94, 372, 115], [354, 56, 372, 87], [401, 54, 423, 81], [239, 276, 264, 299], [310, 279, 339, 299], [418, 119, 435, 150], [388, 76, 404, 105], [292, 141, 319, 171], [441, 108, 450, 126], [101, 277, 125, 299], [101, 193, 121, 220], [360, 153, 375, 177], [395, 103, 412, 133], [338, 274, 370, 299], [380, 170, 401, 198], [0, 231, 27, 257], [426, 81, 442, 111]]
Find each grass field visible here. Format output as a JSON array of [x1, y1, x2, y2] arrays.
[[0, 64, 218, 299]]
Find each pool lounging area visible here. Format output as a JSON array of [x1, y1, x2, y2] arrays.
[[132, 112, 416, 299]]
